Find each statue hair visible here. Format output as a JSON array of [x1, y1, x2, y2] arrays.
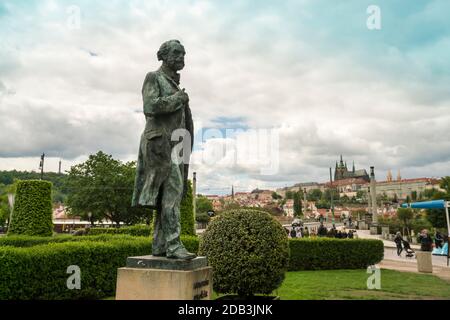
[[157, 40, 182, 61]]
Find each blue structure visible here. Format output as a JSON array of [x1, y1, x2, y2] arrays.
[[401, 200, 446, 209], [432, 242, 448, 256], [402, 200, 450, 265]]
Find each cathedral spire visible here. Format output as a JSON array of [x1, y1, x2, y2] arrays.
[[387, 169, 393, 182], [352, 161, 355, 173], [339, 155, 344, 168]]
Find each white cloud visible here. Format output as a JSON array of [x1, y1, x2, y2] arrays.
[[0, 0, 449, 194]]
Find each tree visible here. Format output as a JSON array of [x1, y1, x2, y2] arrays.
[[396, 208, 414, 239], [354, 209, 367, 221], [293, 192, 302, 217], [0, 170, 69, 203], [307, 189, 323, 201], [411, 191, 417, 201], [323, 188, 339, 202], [0, 184, 9, 227], [196, 195, 213, 214], [316, 200, 330, 209], [423, 176, 450, 229], [356, 190, 365, 199], [392, 193, 398, 203], [423, 188, 446, 200], [263, 204, 284, 216], [195, 212, 210, 224], [271, 192, 282, 200], [440, 176, 450, 196], [426, 209, 447, 229], [0, 197, 8, 228], [285, 191, 294, 199], [0, 182, 18, 228], [65, 151, 151, 226]]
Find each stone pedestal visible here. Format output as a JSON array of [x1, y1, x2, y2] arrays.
[[416, 251, 433, 273], [358, 220, 367, 230], [370, 225, 379, 235], [116, 256, 213, 300], [381, 226, 390, 238]]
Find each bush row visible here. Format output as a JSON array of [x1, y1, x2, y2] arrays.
[[0, 234, 137, 247], [288, 238, 384, 270], [87, 225, 153, 237], [0, 235, 199, 300], [0, 236, 383, 299]]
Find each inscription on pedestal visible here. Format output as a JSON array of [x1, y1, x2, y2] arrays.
[[116, 255, 213, 300], [127, 255, 207, 271], [193, 279, 210, 300]]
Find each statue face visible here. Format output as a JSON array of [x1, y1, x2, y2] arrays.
[[166, 43, 186, 71]]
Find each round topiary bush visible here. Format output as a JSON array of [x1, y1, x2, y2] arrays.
[[8, 180, 53, 237], [199, 209, 289, 297]]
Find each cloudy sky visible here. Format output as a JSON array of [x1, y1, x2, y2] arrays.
[[0, 0, 449, 195]]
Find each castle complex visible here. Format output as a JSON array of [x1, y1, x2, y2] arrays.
[[334, 155, 370, 182]]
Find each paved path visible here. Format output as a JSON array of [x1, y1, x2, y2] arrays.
[[356, 230, 450, 281], [383, 246, 449, 267], [377, 259, 450, 282], [356, 229, 422, 248]]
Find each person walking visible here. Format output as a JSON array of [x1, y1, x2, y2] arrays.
[[304, 226, 310, 238], [318, 223, 328, 237], [348, 230, 354, 239], [435, 231, 444, 249], [394, 231, 403, 256], [290, 227, 297, 239], [419, 229, 433, 252]]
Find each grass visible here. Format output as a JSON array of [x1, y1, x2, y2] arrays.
[[212, 269, 450, 300]]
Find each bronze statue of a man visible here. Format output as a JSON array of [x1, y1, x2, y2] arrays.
[[132, 40, 196, 260]]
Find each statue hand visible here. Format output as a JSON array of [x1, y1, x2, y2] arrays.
[[175, 89, 189, 104]]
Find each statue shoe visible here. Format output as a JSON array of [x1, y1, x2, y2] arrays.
[[152, 252, 166, 257], [166, 247, 197, 260]]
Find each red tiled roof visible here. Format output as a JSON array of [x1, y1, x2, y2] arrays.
[[377, 178, 440, 184], [324, 178, 368, 187]]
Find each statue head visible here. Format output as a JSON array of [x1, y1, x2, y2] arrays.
[[157, 39, 186, 71]]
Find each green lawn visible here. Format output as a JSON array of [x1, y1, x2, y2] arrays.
[[213, 269, 450, 300]]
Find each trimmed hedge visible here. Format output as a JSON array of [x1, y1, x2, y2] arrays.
[[180, 180, 195, 236], [288, 238, 384, 271], [0, 234, 199, 251], [87, 225, 152, 237], [0, 234, 138, 247], [0, 234, 383, 299], [0, 234, 199, 300], [199, 209, 290, 297], [8, 180, 53, 236]]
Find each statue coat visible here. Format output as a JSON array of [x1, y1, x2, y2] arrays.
[[132, 67, 194, 209]]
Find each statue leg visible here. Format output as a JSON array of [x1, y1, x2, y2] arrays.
[[161, 162, 196, 260], [152, 190, 166, 256]]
